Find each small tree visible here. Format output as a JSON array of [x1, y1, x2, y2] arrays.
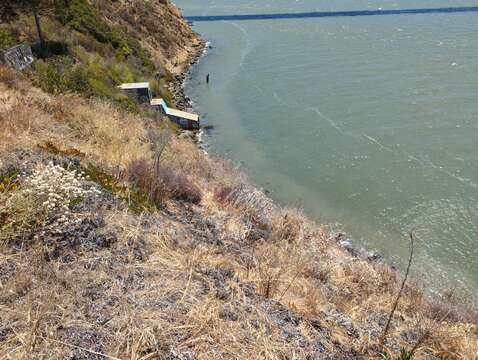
[[0, 0, 67, 53]]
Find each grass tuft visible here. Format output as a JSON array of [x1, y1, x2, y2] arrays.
[[83, 163, 158, 212], [126, 158, 202, 205]]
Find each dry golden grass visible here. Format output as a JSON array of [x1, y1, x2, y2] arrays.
[[1, 75, 477, 359], [0, 206, 323, 359], [0, 76, 152, 170], [0, 66, 18, 88]]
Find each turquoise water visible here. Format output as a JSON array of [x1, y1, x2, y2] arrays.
[[175, 0, 478, 293]]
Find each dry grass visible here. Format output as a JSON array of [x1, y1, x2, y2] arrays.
[[0, 205, 325, 358], [126, 157, 202, 205], [1, 75, 477, 358], [0, 65, 18, 88], [203, 182, 478, 357], [0, 79, 152, 169], [66, 100, 151, 167]]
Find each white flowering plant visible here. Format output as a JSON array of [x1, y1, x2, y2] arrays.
[[0, 162, 101, 244]]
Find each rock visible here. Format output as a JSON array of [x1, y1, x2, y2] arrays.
[[246, 227, 270, 242], [401, 329, 419, 343], [338, 240, 358, 257], [178, 131, 195, 140], [0, 327, 11, 342], [282, 325, 302, 342], [219, 305, 238, 321], [309, 319, 322, 331], [201, 124, 214, 130], [324, 309, 359, 339], [309, 341, 329, 359], [60, 327, 105, 360], [263, 299, 302, 327], [204, 267, 234, 288], [171, 350, 196, 360], [338, 235, 383, 263], [366, 251, 383, 262]]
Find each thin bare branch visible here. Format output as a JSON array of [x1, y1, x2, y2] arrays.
[[379, 231, 415, 347]]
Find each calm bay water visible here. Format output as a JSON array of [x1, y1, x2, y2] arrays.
[[174, 0, 478, 293]]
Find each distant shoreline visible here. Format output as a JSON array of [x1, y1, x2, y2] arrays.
[[185, 6, 478, 22]]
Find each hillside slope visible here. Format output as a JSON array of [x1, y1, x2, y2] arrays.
[[0, 1, 477, 359], [0, 0, 202, 111], [92, 0, 203, 74]]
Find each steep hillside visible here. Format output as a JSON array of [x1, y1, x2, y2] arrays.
[[0, 1, 477, 359], [1, 66, 477, 359], [92, 0, 203, 74], [0, 0, 202, 110]]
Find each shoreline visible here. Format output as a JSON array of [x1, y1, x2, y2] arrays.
[[169, 33, 392, 269], [168, 39, 208, 147], [169, 39, 205, 117], [0, 1, 476, 355], [169, 18, 478, 299], [168, 29, 478, 299]]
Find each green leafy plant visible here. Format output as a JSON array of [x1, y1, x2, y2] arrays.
[[33, 57, 69, 94], [0, 27, 17, 50], [83, 163, 158, 212], [0, 170, 20, 194], [113, 94, 139, 113], [55, 0, 154, 71]]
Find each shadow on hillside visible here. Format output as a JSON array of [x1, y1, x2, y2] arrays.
[[32, 41, 69, 59]]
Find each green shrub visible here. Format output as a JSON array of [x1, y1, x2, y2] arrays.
[[83, 53, 107, 78], [151, 78, 174, 105], [55, 0, 154, 72], [114, 94, 139, 113], [107, 62, 135, 85], [32, 41, 69, 59], [0, 170, 20, 194], [0, 27, 17, 51], [56, 0, 121, 47], [34, 57, 93, 96], [33, 50, 126, 99], [83, 163, 157, 212], [150, 78, 161, 96], [161, 117, 180, 133], [88, 77, 112, 98], [25, 0, 159, 113], [33, 58, 69, 94], [65, 65, 92, 94]]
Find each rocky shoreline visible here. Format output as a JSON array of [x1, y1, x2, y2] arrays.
[[169, 41, 205, 114], [168, 35, 388, 266], [167, 40, 208, 144]]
